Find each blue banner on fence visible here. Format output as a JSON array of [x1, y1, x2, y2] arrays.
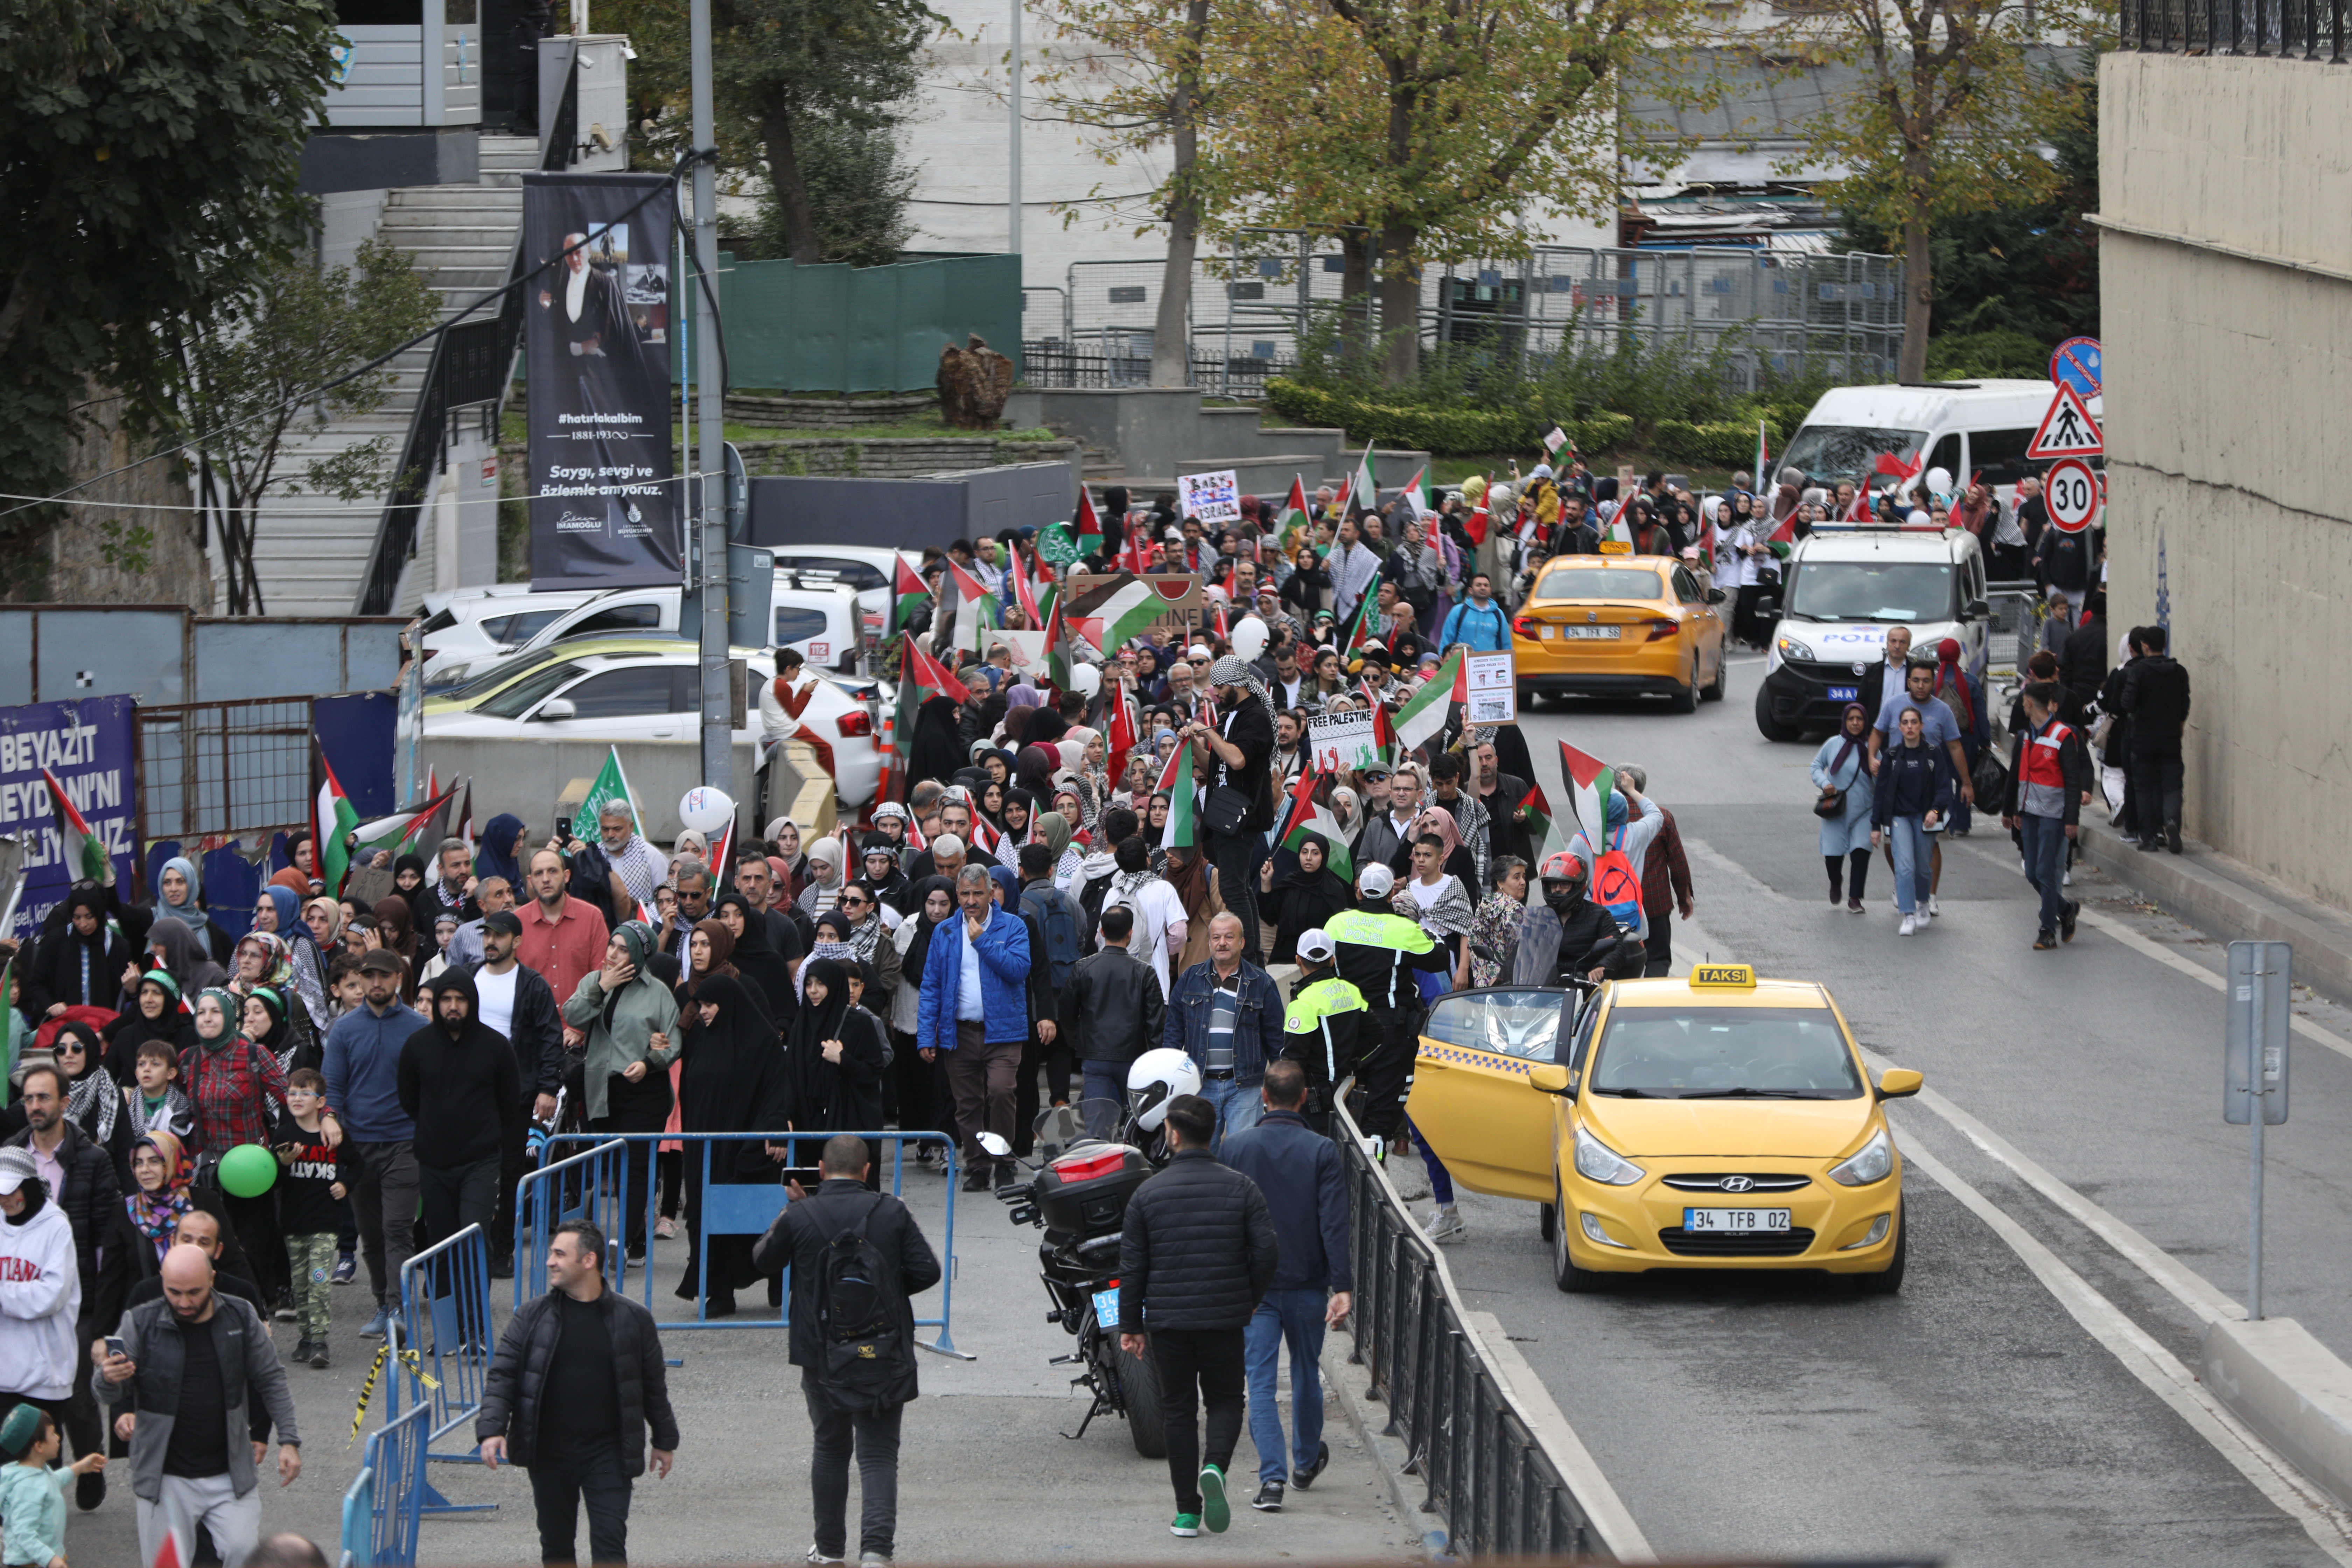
[[0, 696, 138, 941]]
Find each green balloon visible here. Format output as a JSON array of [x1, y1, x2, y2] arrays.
[[217, 1143, 278, 1199]]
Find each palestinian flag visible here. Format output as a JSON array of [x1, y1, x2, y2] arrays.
[[1463, 500, 1490, 548], [1106, 676, 1138, 790], [1159, 744, 1196, 850], [1279, 476, 1312, 549], [40, 768, 113, 887], [1010, 545, 1046, 629], [1066, 574, 1177, 654], [901, 634, 972, 706], [1280, 804, 1354, 887], [1518, 778, 1570, 864], [1074, 486, 1105, 556], [1391, 647, 1462, 754], [941, 559, 999, 655], [890, 555, 930, 637], [1755, 416, 1772, 499], [312, 740, 360, 896], [350, 782, 460, 864], [455, 778, 475, 860], [400, 779, 457, 858], [1339, 586, 1380, 655], [1398, 467, 1432, 520], [1558, 741, 1615, 844], [1273, 762, 1318, 845], [967, 809, 1003, 862], [1350, 441, 1379, 513]]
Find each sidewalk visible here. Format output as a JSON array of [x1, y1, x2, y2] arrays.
[[2080, 816, 2352, 1007], [52, 1175, 1418, 1565]]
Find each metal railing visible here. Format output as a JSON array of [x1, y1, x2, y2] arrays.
[[535, 1129, 968, 1350], [391, 1222, 498, 1501], [340, 1400, 430, 1567], [1982, 581, 2049, 686], [2123, 0, 2346, 54], [1333, 1094, 1620, 1559], [132, 696, 312, 849], [512, 1136, 630, 1313]]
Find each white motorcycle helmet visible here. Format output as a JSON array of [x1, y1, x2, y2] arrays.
[[1126, 1048, 1203, 1133]]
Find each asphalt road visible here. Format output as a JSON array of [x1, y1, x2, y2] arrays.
[[1428, 652, 2352, 1565]]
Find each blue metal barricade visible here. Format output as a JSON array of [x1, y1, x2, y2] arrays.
[[341, 1400, 428, 1567], [511, 1137, 627, 1313], [537, 1129, 968, 1353], [391, 1221, 497, 1518]]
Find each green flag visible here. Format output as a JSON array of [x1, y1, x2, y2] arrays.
[[575, 747, 638, 839]]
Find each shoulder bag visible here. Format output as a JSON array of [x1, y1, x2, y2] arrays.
[[1813, 737, 1860, 819]]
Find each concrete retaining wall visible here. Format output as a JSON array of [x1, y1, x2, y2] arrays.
[[2099, 51, 2352, 919], [732, 436, 1078, 481], [418, 737, 769, 845], [723, 393, 937, 429]]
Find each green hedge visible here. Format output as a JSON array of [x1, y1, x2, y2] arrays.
[[1650, 416, 1787, 469], [1265, 379, 1632, 458]]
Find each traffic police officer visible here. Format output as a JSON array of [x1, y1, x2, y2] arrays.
[[1281, 929, 1367, 1135], [1323, 864, 1450, 1149]]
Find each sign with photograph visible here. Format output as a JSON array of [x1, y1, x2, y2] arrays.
[[1177, 469, 1242, 526], [1307, 710, 1381, 774], [523, 172, 682, 590], [1462, 652, 1517, 725]]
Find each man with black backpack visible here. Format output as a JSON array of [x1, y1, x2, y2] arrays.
[[1017, 844, 1083, 1131], [753, 1134, 943, 1568]]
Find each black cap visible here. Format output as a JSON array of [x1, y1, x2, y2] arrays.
[[358, 950, 404, 976], [482, 910, 523, 936]]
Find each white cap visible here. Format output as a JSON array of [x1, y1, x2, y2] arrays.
[[0, 1148, 36, 1196], [1186, 644, 1212, 660], [1358, 862, 1395, 898], [1295, 929, 1336, 963]]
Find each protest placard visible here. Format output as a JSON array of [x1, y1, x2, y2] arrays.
[[1462, 651, 1517, 725], [1177, 469, 1242, 526], [1307, 710, 1381, 774]]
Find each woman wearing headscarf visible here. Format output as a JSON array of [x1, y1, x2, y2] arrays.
[[93, 1129, 257, 1333], [802, 908, 859, 1002], [182, 983, 291, 1303], [51, 1021, 125, 1176], [1257, 833, 1349, 964], [1050, 782, 1092, 849], [1014, 743, 1058, 802], [858, 833, 909, 915], [369, 897, 421, 1003], [712, 891, 792, 1030], [1033, 810, 1083, 893], [1162, 845, 1225, 974], [238, 987, 312, 1081], [999, 788, 1035, 847], [390, 853, 430, 926], [1328, 784, 1363, 840], [670, 973, 787, 1315], [154, 855, 232, 967], [231, 929, 319, 1068], [302, 897, 344, 956], [102, 970, 197, 1085], [1813, 701, 1876, 912], [655, 918, 739, 1239], [909, 691, 966, 788], [796, 836, 846, 924], [27, 885, 135, 1019], [1931, 635, 1989, 835], [561, 920, 681, 1261], [889, 877, 955, 1167], [783, 957, 888, 1169], [1413, 804, 1479, 889], [764, 817, 807, 902], [474, 813, 529, 898]]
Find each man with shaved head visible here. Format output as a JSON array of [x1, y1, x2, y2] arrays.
[[98, 1242, 303, 1567]]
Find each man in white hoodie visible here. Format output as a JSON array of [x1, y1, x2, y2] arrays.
[[0, 1145, 82, 1446]]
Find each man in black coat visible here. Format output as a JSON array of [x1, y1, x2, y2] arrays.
[[751, 1134, 942, 1567], [2057, 590, 2109, 726], [2120, 623, 2193, 854], [1194, 658, 1278, 965], [1065, 904, 1164, 1107], [457, 910, 565, 1278], [1118, 1095, 1280, 1537], [397, 970, 524, 1256], [479, 1220, 678, 1567]]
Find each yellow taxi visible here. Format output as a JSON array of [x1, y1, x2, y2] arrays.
[[1510, 555, 1728, 713], [1404, 964, 1918, 1292]]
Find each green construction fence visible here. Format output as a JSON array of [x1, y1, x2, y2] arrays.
[[678, 251, 1024, 393]]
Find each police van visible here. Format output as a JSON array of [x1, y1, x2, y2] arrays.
[[1754, 523, 1989, 742]]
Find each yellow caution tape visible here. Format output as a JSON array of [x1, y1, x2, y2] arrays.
[[347, 1343, 442, 1443]]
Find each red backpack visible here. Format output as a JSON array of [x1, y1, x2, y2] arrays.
[[1590, 824, 1644, 930]]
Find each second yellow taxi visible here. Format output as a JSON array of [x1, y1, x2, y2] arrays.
[[1405, 964, 1917, 1292], [1510, 555, 1729, 713]]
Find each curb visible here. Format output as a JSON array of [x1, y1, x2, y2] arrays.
[[1322, 1323, 1451, 1560], [2199, 1315, 2352, 1511], [2079, 818, 2352, 1008]]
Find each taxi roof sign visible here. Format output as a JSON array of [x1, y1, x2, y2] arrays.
[[1689, 963, 1757, 989]]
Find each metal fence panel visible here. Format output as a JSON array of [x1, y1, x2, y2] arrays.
[[2123, 0, 2343, 55], [133, 697, 313, 847], [713, 254, 1023, 393]]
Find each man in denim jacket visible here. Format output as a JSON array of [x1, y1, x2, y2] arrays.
[[915, 864, 1034, 1189], [1160, 913, 1282, 1155]]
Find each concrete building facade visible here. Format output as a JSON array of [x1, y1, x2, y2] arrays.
[[2097, 49, 2352, 915]]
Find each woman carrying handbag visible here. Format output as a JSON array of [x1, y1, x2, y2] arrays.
[[1811, 701, 1875, 912]]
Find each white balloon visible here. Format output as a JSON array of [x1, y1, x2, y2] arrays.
[[1070, 663, 1102, 697], [677, 786, 735, 835], [1229, 616, 1269, 663], [1925, 466, 1953, 498]]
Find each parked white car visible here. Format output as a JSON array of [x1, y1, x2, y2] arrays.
[[426, 582, 865, 693], [416, 587, 598, 683], [768, 545, 923, 663], [424, 641, 890, 805]]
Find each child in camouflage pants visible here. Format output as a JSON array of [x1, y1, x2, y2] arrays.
[[274, 1069, 350, 1369]]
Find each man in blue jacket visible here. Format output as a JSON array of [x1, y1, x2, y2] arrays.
[[916, 864, 1033, 1190], [1219, 1061, 1350, 1514], [1437, 572, 1512, 653], [320, 949, 423, 1339], [1161, 913, 1282, 1155]]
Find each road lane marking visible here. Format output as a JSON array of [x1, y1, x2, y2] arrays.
[[1901, 1138, 2352, 1563]]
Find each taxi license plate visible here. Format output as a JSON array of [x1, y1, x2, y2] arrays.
[[1683, 1208, 1791, 1232], [1093, 1287, 1122, 1329], [1561, 625, 1621, 640], [1827, 685, 1858, 701]]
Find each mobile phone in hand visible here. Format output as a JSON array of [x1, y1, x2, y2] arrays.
[[105, 1337, 127, 1360]]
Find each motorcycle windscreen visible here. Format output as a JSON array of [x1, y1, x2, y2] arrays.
[[1405, 988, 1572, 1203]]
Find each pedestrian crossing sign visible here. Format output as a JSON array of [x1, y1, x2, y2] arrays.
[[2026, 384, 2103, 460]]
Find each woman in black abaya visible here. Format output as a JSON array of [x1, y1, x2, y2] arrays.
[[671, 973, 788, 1317], [783, 957, 887, 1184], [713, 890, 794, 1034]]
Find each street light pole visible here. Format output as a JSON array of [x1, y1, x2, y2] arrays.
[[1008, 0, 1022, 260], [690, 0, 729, 788]]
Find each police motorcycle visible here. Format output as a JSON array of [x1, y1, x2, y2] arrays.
[[975, 1051, 1200, 1457]]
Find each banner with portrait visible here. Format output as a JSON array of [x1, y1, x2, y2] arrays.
[[523, 173, 682, 590]]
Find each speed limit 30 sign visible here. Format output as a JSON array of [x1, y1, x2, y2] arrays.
[[2044, 458, 2101, 534]]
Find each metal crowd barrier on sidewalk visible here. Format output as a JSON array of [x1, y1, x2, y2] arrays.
[[535, 1129, 968, 1352], [1333, 1096, 1620, 1559], [338, 1399, 429, 1567], [390, 1222, 498, 1517]]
